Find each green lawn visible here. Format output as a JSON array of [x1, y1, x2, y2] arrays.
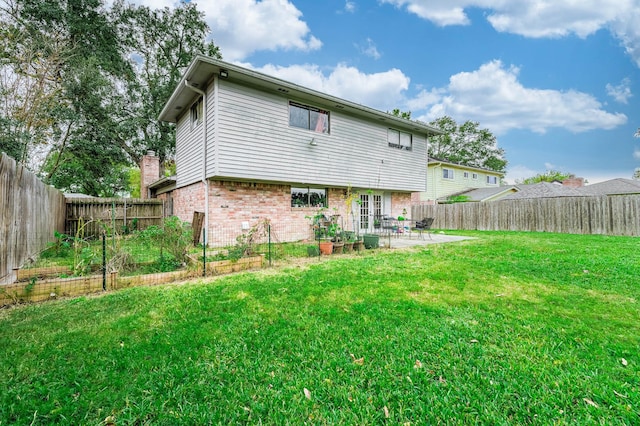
[[1, 231, 639, 424]]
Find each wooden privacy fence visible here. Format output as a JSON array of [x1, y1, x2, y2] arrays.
[[412, 195, 640, 236], [0, 153, 66, 285], [66, 198, 164, 237]]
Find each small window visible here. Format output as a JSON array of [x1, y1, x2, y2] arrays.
[[388, 129, 412, 151], [463, 172, 469, 179], [443, 168, 454, 179], [289, 102, 329, 133], [291, 187, 327, 208], [191, 97, 203, 127], [472, 173, 478, 180], [487, 176, 498, 185]]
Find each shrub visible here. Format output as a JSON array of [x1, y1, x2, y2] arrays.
[[136, 216, 192, 265]]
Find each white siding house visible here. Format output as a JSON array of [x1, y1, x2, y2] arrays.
[[416, 157, 505, 204], [157, 56, 441, 245]]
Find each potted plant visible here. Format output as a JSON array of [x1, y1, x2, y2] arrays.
[[354, 236, 365, 251], [328, 221, 344, 254], [343, 231, 356, 253]]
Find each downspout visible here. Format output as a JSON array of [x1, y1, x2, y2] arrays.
[[184, 80, 208, 246]]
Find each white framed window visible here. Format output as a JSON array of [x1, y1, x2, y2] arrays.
[[472, 173, 478, 180], [443, 168, 454, 179], [463, 172, 469, 179], [487, 176, 498, 185], [191, 97, 203, 128], [289, 102, 329, 133], [388, 129, 412, 151], [291, 187, 327, 208]]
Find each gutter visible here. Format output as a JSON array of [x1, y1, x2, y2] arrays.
[[184, 80, 208, 246]]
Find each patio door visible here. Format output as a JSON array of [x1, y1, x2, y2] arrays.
[[358, 192, 385, 232]]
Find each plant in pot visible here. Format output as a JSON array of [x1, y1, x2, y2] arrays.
[[328, 222, 344, 254], [306, 208, 333, 255], [343, 231, 356, 253]]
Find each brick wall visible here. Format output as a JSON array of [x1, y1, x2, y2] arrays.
[[173, 180, 413, 246]]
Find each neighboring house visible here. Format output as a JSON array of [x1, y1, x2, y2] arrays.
[[414, 157, 504, 204], [442, 186, 519, 203], [148, 56, 442, 245], [502, 182, 585, 200], [578, 178, 640, 196]]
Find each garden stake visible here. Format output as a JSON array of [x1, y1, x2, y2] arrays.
[[102, 233, 106, 291], [202, 229, 206, 277]]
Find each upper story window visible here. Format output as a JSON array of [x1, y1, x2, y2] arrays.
[[291, 187, 327, 208], [388, 129, 412, 151], [191, 97, 203, 128], [289, 102, 329, 133], [487, 176, 498, 185], [443, 168, 454, 179], [463, 172, 469, 179]]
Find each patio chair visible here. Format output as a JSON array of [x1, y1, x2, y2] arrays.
[[411, 217, 434, 240]]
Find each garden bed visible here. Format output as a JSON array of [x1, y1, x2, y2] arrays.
[[1, 255, 264, 306]]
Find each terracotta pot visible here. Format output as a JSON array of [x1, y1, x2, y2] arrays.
[[319, 240, 333, 255]]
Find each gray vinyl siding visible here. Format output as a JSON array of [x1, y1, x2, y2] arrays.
[[175, 109, 203, 188], [209, 80, 427, 192], [175, 85, 215, 188]]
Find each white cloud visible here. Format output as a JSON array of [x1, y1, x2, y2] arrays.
[[411, 60, 627, 134], [606, 78, 633, 104], [242, 62, 410, 110], [344, 1, 356, 13], [544, 162, 557, 170], [634, 147, 640, 160], [201, 0, 322, 61], [380, 0, 640, 67], [359, 38, 382, 59]]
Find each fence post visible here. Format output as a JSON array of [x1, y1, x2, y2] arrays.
[[268, 223, 272, 267], [202, 229, 206, 277], [102, 233, 106, 291]]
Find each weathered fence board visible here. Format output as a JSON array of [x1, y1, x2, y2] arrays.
[[66, 198, 163, 237], [0, 153, 66, 285], [412, 195, 640, 236]]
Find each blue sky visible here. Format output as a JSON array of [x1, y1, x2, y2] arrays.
[[136, 0, 640, 183]]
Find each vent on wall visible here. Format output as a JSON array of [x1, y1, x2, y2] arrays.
[[277, 87, 290, 93]]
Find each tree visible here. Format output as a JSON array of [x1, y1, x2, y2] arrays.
[[390, 108, 411, 119], [0, 0, 220, 195], [113, 0, 221, 168], [517, 170, 573, 184], [427, 116, 507, 173], [633, 168, 640, 180]]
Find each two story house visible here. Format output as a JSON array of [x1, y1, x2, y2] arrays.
[[415, 157, 505, 204], [152, 56, 442, 245]]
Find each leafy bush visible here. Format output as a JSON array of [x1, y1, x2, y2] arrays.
[[136, 216, 192, 265]]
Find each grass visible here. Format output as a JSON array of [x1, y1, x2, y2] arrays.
[[1, 231, 639, 424]]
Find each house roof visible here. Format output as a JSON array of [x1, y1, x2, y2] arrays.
[[439, 186, 518, 202], [578, 178, 640, 196], [428, 156, 504, 176], [158, 55, 443, 136], [502, 182, 585, 200]]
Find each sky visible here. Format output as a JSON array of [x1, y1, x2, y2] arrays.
[[130, 0, 639, 184]]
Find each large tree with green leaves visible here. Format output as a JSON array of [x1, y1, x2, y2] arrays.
[[113, 0, 221, 167], [427, 116, 507, 173], [0, 0, 220, 196], [517, 170, 574, 184]]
